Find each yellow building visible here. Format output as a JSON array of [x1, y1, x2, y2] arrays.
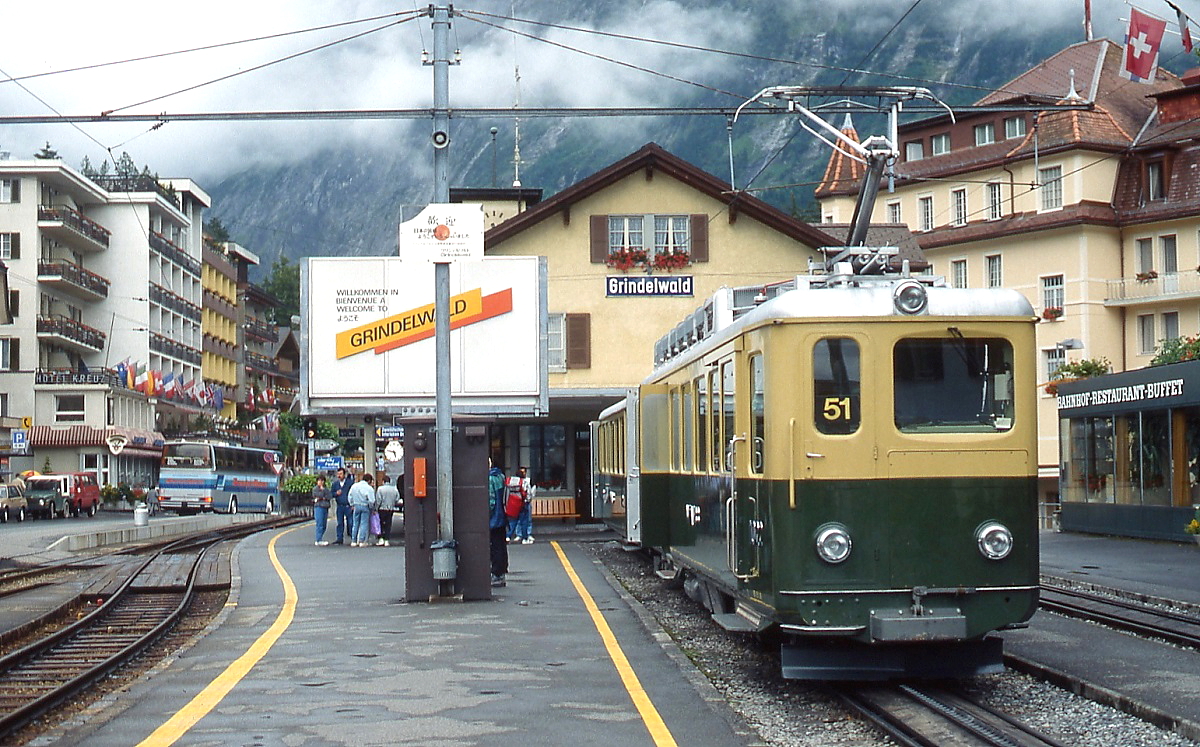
[[817, 39, 1199, 518], [479, 143, 920, 509]]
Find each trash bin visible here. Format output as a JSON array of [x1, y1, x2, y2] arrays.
[[133, 502, 149, 527], [431, 539, 458, 580]]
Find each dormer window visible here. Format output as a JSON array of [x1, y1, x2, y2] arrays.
[[905, 141, 924, 161], [931, 133, 950, 155], [1146, 161, 1165, 201], [1004, 116, 1026, 139], [973, 122, 995, 146]]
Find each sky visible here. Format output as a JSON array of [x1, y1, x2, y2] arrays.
[[0, 0, 1184, 183]]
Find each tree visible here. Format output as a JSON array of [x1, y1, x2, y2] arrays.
[[114, 151, 139, 178], [204, 217, 231, 242], [262, 253, 301, 327]]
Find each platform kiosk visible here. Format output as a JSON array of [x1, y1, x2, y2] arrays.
[[402, 417, 492, 600]]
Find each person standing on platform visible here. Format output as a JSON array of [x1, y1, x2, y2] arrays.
[[375, 475, 400, 546], [514, 466, 534, 544], [330, 467, 354, 545], [488, 460, 508, 587], [348, 473, 376, 547], [312, 474, 332, 546]]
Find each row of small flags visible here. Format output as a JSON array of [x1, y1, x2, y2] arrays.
[[243, 385, 281, 412], [1121, 2, 1195, 84], [114, 360, 224, 409]]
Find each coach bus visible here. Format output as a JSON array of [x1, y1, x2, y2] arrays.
[[157, 440, 282, 515]]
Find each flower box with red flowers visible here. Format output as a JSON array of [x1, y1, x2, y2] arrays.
[[605, 247, 648, 272]]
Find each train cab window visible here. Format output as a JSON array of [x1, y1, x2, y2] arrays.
[[750, 354, 765, 474], [710, 369, 722, 471], [814, 338, 861, 435], [894, 336, 1014, 433], [696, 376, 708, 472], [682, 383, 694, 471]]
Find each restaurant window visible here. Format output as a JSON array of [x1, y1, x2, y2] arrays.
[[1063, 416, 1115, 503]]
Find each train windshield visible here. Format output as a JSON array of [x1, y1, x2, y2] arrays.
[[893, 337, 1015, 433]]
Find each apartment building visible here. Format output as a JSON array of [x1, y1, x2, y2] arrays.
[[0, 156, 220, 485], [817, 38, 1199, 516]]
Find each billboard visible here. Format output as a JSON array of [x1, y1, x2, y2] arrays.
[[301, 256, 547, 416]]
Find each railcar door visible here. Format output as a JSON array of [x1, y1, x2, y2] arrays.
[[719, 356, 757, 581], [800, 335, 875, 482]]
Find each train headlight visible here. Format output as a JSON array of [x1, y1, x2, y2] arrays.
[[815, 524, 852, 564], [893, 280, 928, 315], [976, 522, 1014, 560]]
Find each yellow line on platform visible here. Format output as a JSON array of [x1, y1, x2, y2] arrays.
[[551, 540, 678, 747], [137, 525, 301, 747]]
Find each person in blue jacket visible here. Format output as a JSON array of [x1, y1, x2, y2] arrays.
[[488, 459, 508, 587], [330, 467, 354, 545]]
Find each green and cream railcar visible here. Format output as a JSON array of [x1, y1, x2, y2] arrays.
[[594, 273, 1040, 679]]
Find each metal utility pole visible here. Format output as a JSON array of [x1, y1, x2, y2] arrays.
[[430, 5, 454, 543]]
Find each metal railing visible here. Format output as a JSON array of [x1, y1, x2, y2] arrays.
[[1107, 272, 1200, 304], [149, 283, 201, 323], [37, 260, 111, 298], [148, 231, 201, 277], [36, 315, 106, 350], [37, 205, 111, 247], [149, 332, 201, 365]]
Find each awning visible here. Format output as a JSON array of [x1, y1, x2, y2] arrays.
[[30, 425, 166, 458]]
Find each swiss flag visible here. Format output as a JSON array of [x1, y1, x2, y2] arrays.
[[1122, 8, 1168, 83]]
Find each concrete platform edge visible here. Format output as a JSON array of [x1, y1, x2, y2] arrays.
[[587, 547, 769, 747], [1004, 650, 1200, 742], [64, 514, 264, 551]]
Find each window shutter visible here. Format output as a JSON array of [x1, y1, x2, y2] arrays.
[[566, 313, 591, 369], [9, 339, 18, 372], [10, 179, 19, 204], [689, 214, 708, 262], [9, 290, 17, 318], [10, 233, 18, 259], [589, 215, 608, 263]]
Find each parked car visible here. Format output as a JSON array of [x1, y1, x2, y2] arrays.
[[25, 473, 101, 519], [0, 481, 26, 522]]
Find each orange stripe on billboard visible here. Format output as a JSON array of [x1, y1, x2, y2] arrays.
[[373, 288, 513, 354], [336, 288, 484, 359]]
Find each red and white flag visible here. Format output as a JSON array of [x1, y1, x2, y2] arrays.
[[1168, 2, 1194, 53], [1122, 7, 1169, 83]]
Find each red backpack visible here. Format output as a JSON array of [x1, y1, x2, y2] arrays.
[[504, 476, 526, 518]]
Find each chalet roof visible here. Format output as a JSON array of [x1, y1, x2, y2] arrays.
[[484, 142, 840, 250], [814, 115, 866, 199]]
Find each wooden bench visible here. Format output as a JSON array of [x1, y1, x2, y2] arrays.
[[531, 497, 580, 520]]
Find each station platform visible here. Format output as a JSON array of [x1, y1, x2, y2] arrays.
[[38, 521, 760, 746]]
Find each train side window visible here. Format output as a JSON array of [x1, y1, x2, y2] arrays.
[[750, 354, 765, 474], [696, 375, 708, 472], [814, 338, 861, 435], [705, 372, 715, 470], [682, 383, 694, 471], [670, 388, 681, 470], [721, 360, 736, 470]]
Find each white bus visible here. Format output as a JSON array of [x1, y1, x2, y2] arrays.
[[158, 440, 282, 515]]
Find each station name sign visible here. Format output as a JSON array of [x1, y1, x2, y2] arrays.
[[606, 275, 694, 297], [1057, 378, 1185, 411]]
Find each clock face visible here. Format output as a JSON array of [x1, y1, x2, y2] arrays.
[[384, 441, 404, 462]]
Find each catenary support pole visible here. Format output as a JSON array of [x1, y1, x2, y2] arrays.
[[431, 5, 455, 546]]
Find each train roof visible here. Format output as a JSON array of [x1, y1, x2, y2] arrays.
[[651, 267, 1034, 373]]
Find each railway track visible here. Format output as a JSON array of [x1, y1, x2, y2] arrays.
[[0, 516, 302, 740], [834, 683, 1072, 747], [1039, 583, 1200, 649]]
